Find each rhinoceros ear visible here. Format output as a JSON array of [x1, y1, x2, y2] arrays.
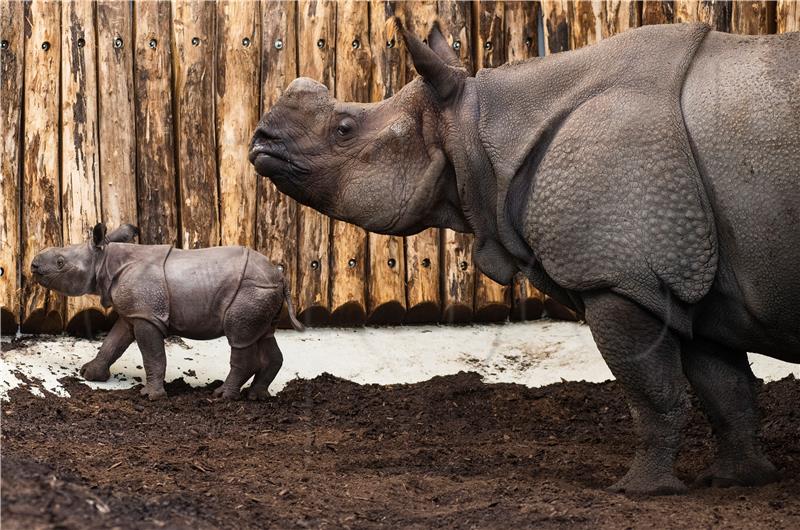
[[387, 17, 465, 101], [426, 21, 464, 70], [92, 223, 107, 249], [106, 224, 140, 244]]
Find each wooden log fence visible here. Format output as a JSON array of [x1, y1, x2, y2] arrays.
[[0, 0, 795, 335]]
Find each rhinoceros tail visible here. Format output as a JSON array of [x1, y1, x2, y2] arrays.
[[283, 282, 305, 332]]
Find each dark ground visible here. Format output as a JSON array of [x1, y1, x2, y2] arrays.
[[3, 372, 800, 529]]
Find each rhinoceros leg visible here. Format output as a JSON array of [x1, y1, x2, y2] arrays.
[[80, 318, 134, 382], [681, 339, 778, 487], [133, 320, 168, 401], [584, 291, 689, 495], [246, 336, 284, 401], [214, 343, 261, 400]]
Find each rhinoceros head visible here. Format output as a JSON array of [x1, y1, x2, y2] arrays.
[[31, 223, 139, 296], [250, 19, 470, 236]]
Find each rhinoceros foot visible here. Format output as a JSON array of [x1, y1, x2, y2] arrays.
[[80, 360, 111, 382], [246, 386, 270, 401], [697, 455, 779, 488], [607, 459, 687, 496], [140, 385, 167, 401], [212, 385, 242, 401]]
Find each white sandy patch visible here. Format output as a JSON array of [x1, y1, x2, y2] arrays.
[[2, 320, 798, 399]]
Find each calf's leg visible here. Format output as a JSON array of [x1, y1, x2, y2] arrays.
[[214, 342, 260, 400], [246, 336, 284, 401], [681, 338, 778, 486], [80, 318, 135, 381], [583, 291, 689, 495], [133, 319, 167, 400]]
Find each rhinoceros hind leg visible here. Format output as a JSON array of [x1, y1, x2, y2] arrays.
[[247, 335, 283, 401], [215, 343, 261, 400], [681, 339, 779, 487], [584, 291, 689, 495]]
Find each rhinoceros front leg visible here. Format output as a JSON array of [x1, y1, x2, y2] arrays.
[[80, 318, 135, 381], [681, 339, 778, 487], [584, 291, 689, 495], [132, 319, 168, 401]]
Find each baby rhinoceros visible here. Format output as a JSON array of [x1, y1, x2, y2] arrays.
[[31, 223, 303, 401]]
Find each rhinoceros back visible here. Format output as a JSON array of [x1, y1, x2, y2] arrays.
[[477, 23, 715, 337]]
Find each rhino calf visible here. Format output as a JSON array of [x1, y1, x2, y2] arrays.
[[31, 223, 303, 400]]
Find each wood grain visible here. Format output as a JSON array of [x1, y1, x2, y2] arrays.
[[438, 1, 475, 323], [21, 0, 64, 333], [96, 1, 137, 230], [172, 0, 220, 249], [296, 0, 335, 325], [257, 0, 298, 327], [777, 0, 800, 32], [603, 1, 639, 35], [641, 0, 674, 25], [134, 0, 178, 246], [216, 0, 259, 248], [675, 0, 731, 31], [402, 0, 442, 323], [540, 0, 571, 53], [330, 0, 369, 326], [472, 1, 510, 322], [732, 1, 776, 34], [61, 0, 106, 336], [0, 0, 23, 333]]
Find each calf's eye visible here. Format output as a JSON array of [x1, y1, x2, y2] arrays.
[[336, 118, 355, 138], [56, 257, 65, 269]]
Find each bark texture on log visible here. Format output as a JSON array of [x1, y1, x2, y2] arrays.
[[330, 0, 369, 325], [641, 0, 674, 25], [1, 0, 23, 333], [216, 0, 260, 248], [61, 0, 106, 336], [777, 0, 800, 32], [675, 0, 731, 31], [172, 0, 220, 249], [295, 0, 335, 325], [134, 0, 178, 246], [21, 0, 64, 333], [257, 0, 299, 328], [367, 0, 407, 325], [541, 0, 571, 53], [97, 1, 137, 230], [732, 1, 776, 35]]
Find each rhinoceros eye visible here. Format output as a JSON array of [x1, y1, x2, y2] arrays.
[[56, 257, 65, 269], [336, 117, 356, 138]]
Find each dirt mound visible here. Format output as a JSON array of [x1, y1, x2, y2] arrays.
[[3, 373, 800, 528]]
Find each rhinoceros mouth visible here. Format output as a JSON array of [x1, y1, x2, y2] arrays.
[[249, 146, 309, 177]]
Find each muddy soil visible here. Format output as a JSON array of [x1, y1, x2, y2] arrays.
[[3, 373, 800, 529]]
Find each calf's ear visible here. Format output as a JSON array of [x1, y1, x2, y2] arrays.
[[106, 224, 140, 244], [92, 223, 107, 249]]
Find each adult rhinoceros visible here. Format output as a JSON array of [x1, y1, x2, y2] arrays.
[[249, 19, 800, 494]]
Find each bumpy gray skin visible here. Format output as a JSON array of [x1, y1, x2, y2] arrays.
[[249, 19, 800, 494], [31, 224, 303, 401]]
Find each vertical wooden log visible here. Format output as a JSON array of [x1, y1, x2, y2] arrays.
[[21, 0, 64, 333], [97, 1, 137, 230], [61, 0, 106, 337], [367, 0, 407, 325], [603, 1, 640, 35], [472, 1, 510, 322], [172, 0, 220, 249], [258, 0, 298, 328], [330, 0, 369, 325], [134, 0, 178, 246], [675, 0, 731, 31], [777, 0, 800, 32], [438, 0, 475, 323], [216, 0, 259, 248], [540, 0, 571, 53], [401, 0, 441, 324], [504, 0, 545, 321], [296, 0, 335, 325], [0, 0, 23, 334], [732, 1, 776, 34], [641, 0, 674, 25], [571, 0, 603, 48]]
